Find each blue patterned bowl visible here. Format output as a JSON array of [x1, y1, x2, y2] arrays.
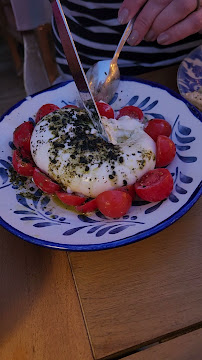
[[177, 45, 202, 95], [0, 78, 201, 250]]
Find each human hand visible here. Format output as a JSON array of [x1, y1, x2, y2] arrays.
[[118, 0, 202, 45]]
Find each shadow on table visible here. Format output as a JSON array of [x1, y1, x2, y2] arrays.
[[0, 227, 51, 342]]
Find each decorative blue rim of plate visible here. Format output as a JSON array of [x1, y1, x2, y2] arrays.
[[0, 77, 201, 251], [177, 44, 202, 96]]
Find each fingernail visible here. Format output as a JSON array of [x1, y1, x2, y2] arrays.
[[157, 33, 169, 45], [145, 30, 155, 42], [127, 30, 139, 45], [118, 8, 129, 24]]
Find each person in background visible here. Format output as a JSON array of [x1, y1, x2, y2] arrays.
[[52, 0, 202, 79], [9, 0, 202, 92]]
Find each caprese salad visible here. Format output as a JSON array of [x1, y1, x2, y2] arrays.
[[12, 101, 176, 218]]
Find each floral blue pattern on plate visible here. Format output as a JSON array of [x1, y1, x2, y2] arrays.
[[0, 78, 201, 251], [177, 45, 202, 95]]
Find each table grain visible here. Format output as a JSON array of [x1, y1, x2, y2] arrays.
[[68, 198, 202, 359], [123, 328, 202, 360], [0, 227, 93, 360]]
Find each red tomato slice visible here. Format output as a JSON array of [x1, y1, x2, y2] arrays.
[[35, 103, 60, 124], [13, 121, 34, 153], [135, 168, 173, 202], [117, 184, 136, 200], [76, 198, 98, 213], [62, 104, 78, 109], [12, 150, 35, 176], [55, 191, 86, 206], [96, 190, 132, 218], [116, 106, 143, 120], [96, 101, 114, 119], [144, 119, 172, 142], [33, 168, 61, 194], [156, 135, 176, 167]]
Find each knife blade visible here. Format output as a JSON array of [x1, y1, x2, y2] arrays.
[[49, 0, 108, 140]]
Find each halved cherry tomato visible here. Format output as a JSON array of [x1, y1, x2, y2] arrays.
[[62, 104, 78, 109], [134, 168, 173, 202], [76, 198, 98, 213], [55, 191, 86, 206], [117, 184, 136, 200], [35, 103, 60, 124], [12, 149, 35, 176], [144, 119, 172, 142], [33, 168, 61, 194], [116, 106, 143, 120], [156, 135, 176, 167], [13, 121, 34, 153], [96, 101, 114, 119], [96, 190, 132, 218]]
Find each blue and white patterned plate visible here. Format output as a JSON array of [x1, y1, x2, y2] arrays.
[[0, 78, 201, 251], [177, 45, 202, 95]]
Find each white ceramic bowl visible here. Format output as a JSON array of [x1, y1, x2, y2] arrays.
[[0, 78, 201, 250]]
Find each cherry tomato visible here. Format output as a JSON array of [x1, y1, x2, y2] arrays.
[[12, 150, 35, 176], [33, 168, 61, 194], [135, 168, 173, 202], [62, 104, 78, 109], [156, 135, 176, 167], [35, 103, 60, 124], [13, 121, 34, 154], [116, 106, 143, 120], [76, 198, 98, 213], [117, 184, 136, 200], [144, 119, 172, 142], [55, 191, 86, 206], [96, 101, 114, 119], [96, 190, 132, 218]]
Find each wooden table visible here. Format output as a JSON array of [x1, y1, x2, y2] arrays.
[[0, 65, 202, 360]]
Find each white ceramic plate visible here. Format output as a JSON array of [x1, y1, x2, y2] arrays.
[[0, 78, 201, 250], [177, 44, 202, 96]]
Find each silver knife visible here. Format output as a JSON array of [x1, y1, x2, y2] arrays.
[[49, 0, 108, 141]]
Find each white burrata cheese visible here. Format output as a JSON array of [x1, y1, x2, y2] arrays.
[[31, 108, 156, 197]]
